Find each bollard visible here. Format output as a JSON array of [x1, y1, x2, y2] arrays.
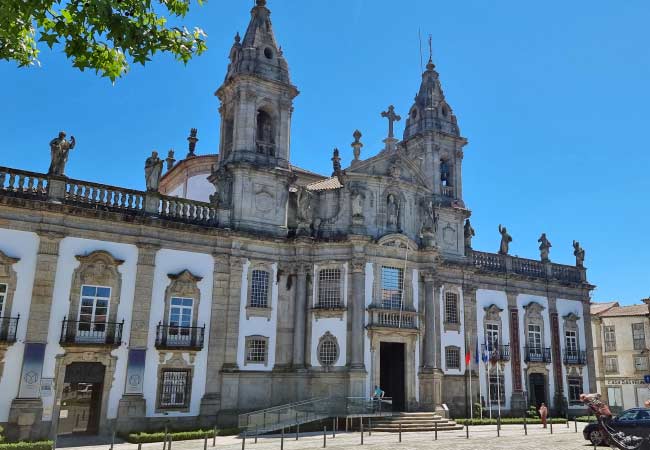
[[167, 434, 172, 450], [567, 415, 570, 429], [575, 418, 578, 433], [369, 418, 372, 436], [213, 425, 217, 447], [296, 423, 299, 441], [323, 427, 327, 448], [360, 420, 364, 445], [255, 425, 259, 444], [399, 423, 402, 443], [110, 430, 116, 450], [524, 415, 528, 436], [281, 428, 284, 450], [138, 444, 142, 450], [465, 423, 469, 439], [241, 430, 246, 450], [497, 418, 500, 437], [346, 417, 349, 432], [550, 417, 553, 434], [203, 434, 208, 450], [333, 418, 336, 438], [435, 420, 438, 440], [162, 434, 167, 450]]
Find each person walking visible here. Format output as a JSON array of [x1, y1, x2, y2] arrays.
[[372, 385, 385, 412], [539, 403, 549, 429]]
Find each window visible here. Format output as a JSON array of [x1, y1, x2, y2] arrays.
[[634, 355, 649, 372], [318, 333, 339, 367], [317, 268, 341, 309], [381, 266, 403, 310], [0, 283, 6, 317], [445, 347, 460, 370], [633, 323, 646, 351], [489, 374, 506, 404], [486, 323, 499, 351], [605, 356, 619, 373], [568, 376, 582, 404], [604, 325, 616, 352], [245, 336, 268, 364], [169, 297, 193, 343], [528, 324, 542, 349], [565, 330, 578, 359], [78, 285, 111, 336], [445, 292, 459, 324], [158, 369, 190, 409], [607, 387, 623, 413], [250, 270, 270, 308]]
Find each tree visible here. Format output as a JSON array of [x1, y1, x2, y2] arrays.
[[0, 0, 207, 81]]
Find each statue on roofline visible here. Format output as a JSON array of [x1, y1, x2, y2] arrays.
[[538, 233, 552, 262], [498, 224, 512, 255], [48, 131, 76, 177], [144, 151, 164, 192], [573, 240, 585, 268]]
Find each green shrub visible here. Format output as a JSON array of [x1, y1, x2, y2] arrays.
[[526, 405, 539, 418], [217, 428, 241, 436], [122, 428, 241, 444], [472, 403, 483, 418], [0, 441, 54, 450], [574, 415, 596, 422], [456, 418, 567, 426]]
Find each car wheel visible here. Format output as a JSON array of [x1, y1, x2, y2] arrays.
[[589, 429, 605, 446]]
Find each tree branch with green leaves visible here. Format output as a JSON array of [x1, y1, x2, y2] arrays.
[[0, 0, 207, 81]]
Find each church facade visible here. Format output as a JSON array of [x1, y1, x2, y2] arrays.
[[0, 0, 594, 440]]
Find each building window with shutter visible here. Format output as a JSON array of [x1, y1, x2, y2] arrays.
[[605, 356, 618, 373], [604, 326, 616, 352], [568, 377, 582, 404], [634, 355, 649, 372], [632, 323, 646, 351], [489, 374, 506, 405]]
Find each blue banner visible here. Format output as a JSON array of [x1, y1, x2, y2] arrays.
[[124, 349, 146, 395], [18, 343, 46, 398]]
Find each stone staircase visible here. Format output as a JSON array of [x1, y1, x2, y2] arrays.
[[369, 412, 463, 432]]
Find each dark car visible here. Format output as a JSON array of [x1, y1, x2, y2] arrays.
[[583, 407, 650, 446]]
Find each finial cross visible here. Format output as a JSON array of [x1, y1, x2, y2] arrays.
[[381, 105, 401, 139]]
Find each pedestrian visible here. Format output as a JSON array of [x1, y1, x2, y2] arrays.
[[372, 385, 385, 411], [539, 403, 548, 429]]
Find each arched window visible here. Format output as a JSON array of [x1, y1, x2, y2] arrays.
[[256, 110, 274, 144], [440, 159, 451, 186]]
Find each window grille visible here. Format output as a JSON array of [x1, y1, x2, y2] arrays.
[[0, 283, 6, 317], [605, 356, 618, 373], [159, 369, 190, 408], [381, 266, 403, 310], [604, 325, 616, 352], [246, 337, 267, 363], [445, 347, 460, 369], [634, 355, 649, 371], [445, 292, 459, 324], [568, 377, 582, 404], [318, 336, 339, 366], [250, 270, 269, 308], [318, 269, 341, 309], [78, 285, 111, 337], [632, 323, 646, 350], [488, 374, 506, 404]]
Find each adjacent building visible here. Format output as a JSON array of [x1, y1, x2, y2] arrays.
[[0, 0, 595, 440], [591, 301, 650, 413]]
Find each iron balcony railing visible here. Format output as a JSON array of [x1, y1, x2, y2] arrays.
[[60, 317, 123, 346], [481, 344, 510, 362], [0, 316, 19, 343], [155, 323, 205, 350], [524, 346, 552, 363], [564, 349, 587, 365]]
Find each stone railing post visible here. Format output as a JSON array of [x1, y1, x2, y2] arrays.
[[144, 191, 160, 215], [46, 176, 66, 203], [504, 255, 513, 273]]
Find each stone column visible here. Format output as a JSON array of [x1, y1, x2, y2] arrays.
[[422, 271, 435, 369], [432, 145, 441, 195], [454, 149, 463, 200], [463, 285, 479, 408], [349, 258, 366, 370], [200, 253, 232, 421], [506, 290, 526, 413], [292, 263, 308, 369], [433, 284, 442, 368], [8, 230, 64, 441]]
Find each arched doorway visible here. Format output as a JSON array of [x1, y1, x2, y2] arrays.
[[528, 373, 547, 408], [59, 362, 105, 435]]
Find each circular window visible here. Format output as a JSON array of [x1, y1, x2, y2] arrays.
[[264, 47, 274, 59], [318, 333, 339, 366]]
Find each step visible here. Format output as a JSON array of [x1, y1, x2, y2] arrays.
[[371, 425, 464, 432]]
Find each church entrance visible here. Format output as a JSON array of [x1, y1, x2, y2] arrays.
[[380, 342, 406, 411], [528, 373, 547, 408], [58, 363, 105, 435]]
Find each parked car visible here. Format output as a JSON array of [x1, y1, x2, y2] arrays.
[[583, 408, 650, 446]]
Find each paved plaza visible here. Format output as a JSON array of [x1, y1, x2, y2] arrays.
[[60, 424, 593, 450]]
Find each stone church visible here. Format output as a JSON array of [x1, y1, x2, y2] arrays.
[[0, 0, 594, 440]]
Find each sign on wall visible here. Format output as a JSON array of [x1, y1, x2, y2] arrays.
[[18, 343, 46, 398], [124, 349, 146, 395]]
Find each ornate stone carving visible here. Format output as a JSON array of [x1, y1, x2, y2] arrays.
[[498, 224, 512, 255], [165, 149, 175, 171], [464, 219, 475, 250], [186, 128, 199, 159], [144, 151, 164, 192], [48, 131, 76, 176], [386, 194, 400, 229], [331, 148, 341, 178], [350, 258, 365, 273], [351, 189, 365, 224], [573, 240, 585, 268], [381, 105, 401, 139], [296, 187, 314, 236], [419, 200, 437, 248], [351, 130, 363, 162], [484, 304, 503, 322], [538, 233, 552, 263]]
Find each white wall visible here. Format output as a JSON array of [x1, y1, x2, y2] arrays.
[[310, 264, 348, 368], [439, 284, 466, 375], [236, 260, 278, 371], [144, 249, 214, 417], [44, 237, 138, 420], [557, 298, 589, 409], [0, 229, 39, 422], [166, 175, 215, 203]]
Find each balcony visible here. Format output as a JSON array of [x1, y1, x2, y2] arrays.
[[367, 305, 419, 332], [481, 344, 511, 362], [155, 324, 205, 351], [60, 318, 123, 347], [524, 346, 552, 363], [0, 316, 19, 343], [564, 349, 587, 365]]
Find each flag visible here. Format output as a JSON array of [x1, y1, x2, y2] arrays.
[[474, 339, 480, 364], [465, 348, 471, 366]]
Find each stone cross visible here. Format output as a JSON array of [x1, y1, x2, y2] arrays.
[[381, 105, 401, 139]]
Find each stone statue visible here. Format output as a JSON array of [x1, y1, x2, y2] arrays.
[[387, 194, 399, 229], [351, 130, 363, 162], [498, 224, 512, 255], [421, 200, 437, 233], [351, 190, 364, 218], [538, 233, 552, 262], [165, 149, 176, 171], [332, 148, 342, 177], [144, 151, 164, 192], [186, 128, 199, 158], [573, 240, 585, 268], [48, 131, 76, 176], [297, 187, 313, 223], [464, 219, 475, 250]]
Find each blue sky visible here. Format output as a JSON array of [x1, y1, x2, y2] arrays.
[[1, 0, 648, 304]]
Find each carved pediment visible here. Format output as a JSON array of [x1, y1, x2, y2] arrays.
[[0, 250, 19, 279], [563, 312, 580, 323], [76, 250, 124, 286], [524, 301, 545, 320], [167, 270, 202, 297], [484, 304, 503, 321], [377, 233, 418, 251], [345, 152, 430, 189]]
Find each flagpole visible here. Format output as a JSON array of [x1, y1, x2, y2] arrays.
[[468, 334, 473, 419], [496, 361, 502, 419], [487, 358, 492, 420]]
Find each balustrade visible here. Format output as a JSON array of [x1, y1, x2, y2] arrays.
[[0, 167, 48, 199], [471, 251, 506, 272], [159, 196, 217, 225], [512, 257, 545, 278], [470, 250, 583, 283], [368, 306, 418, 331], [65, 178, 144, 211]]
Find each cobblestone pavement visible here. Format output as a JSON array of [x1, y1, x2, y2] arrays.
[[60, 423, 594, 450]]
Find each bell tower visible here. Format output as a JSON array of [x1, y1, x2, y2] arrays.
[[210, 0, 298, 237]]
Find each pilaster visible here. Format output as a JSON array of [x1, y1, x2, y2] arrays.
[[292, 263, 308, 369], [349, 258, 365, 371], [128, 243, 160, 347], [582, 296, 597, 393], [433, 283, 442, 368], [506, 289, 526, 413], [548, 296, 566, 414], [421, 271, 435, 370]]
